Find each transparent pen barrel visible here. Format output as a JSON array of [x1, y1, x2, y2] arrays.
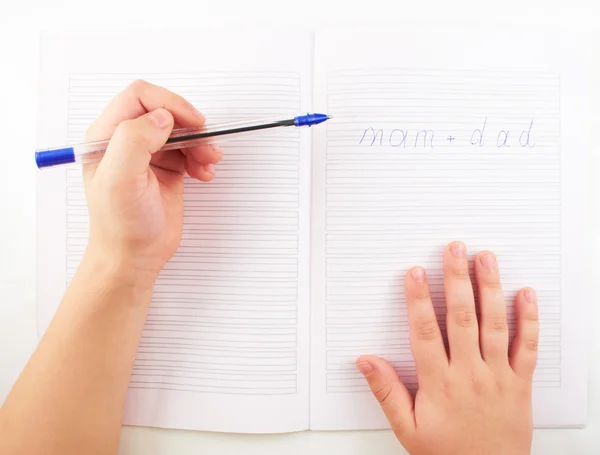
[[35, 115, 299, 168]]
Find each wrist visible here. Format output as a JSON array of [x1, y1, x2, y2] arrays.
[[81, 242, 161, 295]]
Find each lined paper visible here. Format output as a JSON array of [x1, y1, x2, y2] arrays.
[[37, 31, 312, 433], [66, 72, 303, 397], [310, 26, 588, 430], [36, 27, 589, 434], [324, 67, 562, 394]]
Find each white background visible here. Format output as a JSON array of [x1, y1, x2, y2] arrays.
[[0, 1, 599, 454]]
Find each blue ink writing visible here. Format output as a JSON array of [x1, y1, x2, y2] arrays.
[[519, 119, 536, 148], [415, 129, 435, 148], [360, 127, 384, 146], [470, 118, 487, 147], [389, 129, 408, 148], [358, 119, 541, 149], [497, 130, 510, 147]]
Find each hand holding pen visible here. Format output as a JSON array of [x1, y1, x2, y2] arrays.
[[35, 112, 329, 168]]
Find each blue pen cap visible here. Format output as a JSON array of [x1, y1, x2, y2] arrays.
[[35, 147, 76, 169], [294, 113, 329, 127]]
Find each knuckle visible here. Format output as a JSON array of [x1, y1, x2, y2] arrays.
[[450, 263, 470, 279], [413, 316, 439, 340], [440, 376, 454, 398], [469, 370, 491, 396], [115, 121, 151, 151], [454, 305, 477, 327], [524, 311, 539, 323], [373, 383, 393, 404], [493, 376, 506, 394], [516, 383, 532, 402], [128, 79, 150, 94], [482, 279, 502, 291], [407, 283, 430, 300], [525, 339, 539, 352], [487, 315, 508, 332]]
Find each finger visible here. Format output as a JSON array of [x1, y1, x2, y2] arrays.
[[475, 251, 510, 369], [185, 157, 216, 183], [405, 267, 448, 380], [97, 108, 174, 179], [510, 288, 539, 380], [151, 149, 186, 175], [357, 356, 415, 439], [183, 143, 223, 165], [444, 241, 481, 364], [85, 80, 205, 142]]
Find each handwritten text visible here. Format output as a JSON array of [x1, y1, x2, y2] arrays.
[[359, 118, 537, 149]]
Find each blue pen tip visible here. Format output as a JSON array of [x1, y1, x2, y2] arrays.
[[294, 113, 330, 127]]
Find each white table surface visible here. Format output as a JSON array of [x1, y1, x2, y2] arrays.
[[1, 1, 599, 453]]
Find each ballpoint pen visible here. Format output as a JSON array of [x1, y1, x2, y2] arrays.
[[35, 113, 330, 169]]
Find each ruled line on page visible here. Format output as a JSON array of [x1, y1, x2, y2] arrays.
[[66, 72, 305, 396], [322, 68, 562, 393]]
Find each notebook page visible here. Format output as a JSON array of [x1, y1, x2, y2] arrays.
[[37, 30, 312, 433], [310, 26, 589, 430]]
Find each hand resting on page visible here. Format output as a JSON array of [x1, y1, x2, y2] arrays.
[[357, 242, 538, 455]]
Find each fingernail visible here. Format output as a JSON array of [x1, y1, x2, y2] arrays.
[[480, 253, 497, 270], [192, 107, 206, 123], [357, 361, 374, 376], [148, 108, 172, 128], [525, 289, 536, 304], [204, 163, 215, 174], [450, 242, 466, 258], [411, 267, 425, 282]]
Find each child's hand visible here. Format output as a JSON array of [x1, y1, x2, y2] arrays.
[[81, 81, 222, 288], [357, 242, 538, 455]]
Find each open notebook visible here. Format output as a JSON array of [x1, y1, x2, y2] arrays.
[[37, 26, 589, 433]]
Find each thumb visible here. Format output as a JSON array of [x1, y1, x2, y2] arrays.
[[99, 108, 174, 178], [357, 355, 416, 438]]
